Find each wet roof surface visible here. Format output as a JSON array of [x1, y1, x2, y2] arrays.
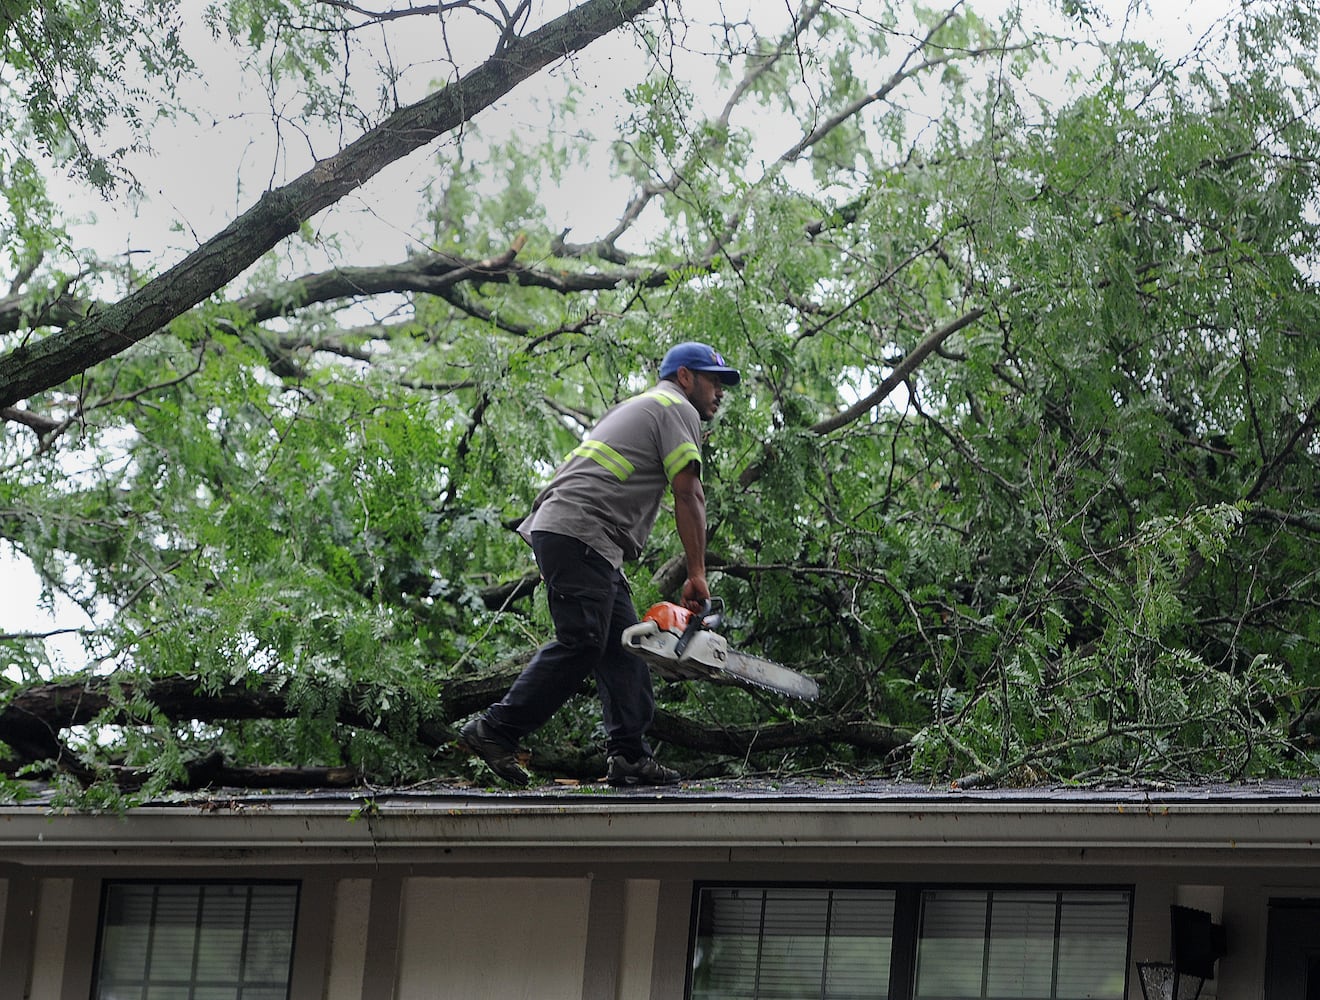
[[139, 776, 1320, 809]]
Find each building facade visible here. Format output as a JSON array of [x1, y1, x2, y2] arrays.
[[2, 781, 1318, 1000]]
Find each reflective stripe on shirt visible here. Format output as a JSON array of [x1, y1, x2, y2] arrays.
[[572, 439, 635, 481], [664, 441, 701, 480], [641, 388, 684, 406]]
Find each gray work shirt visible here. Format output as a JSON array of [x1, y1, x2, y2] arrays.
[[518, 380, 703, 567]]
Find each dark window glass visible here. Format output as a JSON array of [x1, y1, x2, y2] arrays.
[[692, 887, 895, 1000], [93, 882, 299, 1000], [690, 886, 1129, 1000], [915, 890, 1129, 1000]]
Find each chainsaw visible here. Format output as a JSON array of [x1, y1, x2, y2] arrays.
[[621, 599, 819, 701]]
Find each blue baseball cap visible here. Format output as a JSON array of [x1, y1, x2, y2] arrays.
[[659, 342, 741, 386]]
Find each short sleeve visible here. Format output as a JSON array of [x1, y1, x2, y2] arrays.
[[657, 404, 702, 482]]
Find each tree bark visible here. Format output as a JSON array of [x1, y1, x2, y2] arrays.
[[0, 669, 910, 789], [0, 0, 660, 409], [739, 306, 988, 487], [0, 251, 680, 344], [651, 708, 910, 756]]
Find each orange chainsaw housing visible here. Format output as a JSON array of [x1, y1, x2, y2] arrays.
[[640, 601, 693, 635]]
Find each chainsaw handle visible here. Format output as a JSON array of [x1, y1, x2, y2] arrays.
[[704, 596, 724, 630], [673, 598, 723, 659]]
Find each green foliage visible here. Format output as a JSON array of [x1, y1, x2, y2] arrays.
[[0, 0, 194, 189], [907, 504, 1292, 784], [5, 0, 1320, 795]]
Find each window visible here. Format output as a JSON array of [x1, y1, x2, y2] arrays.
[[688, 886, 1130, 1000], [92, 881, 300, 1000], [691, 887, 896, 1000], [915, 890, 1130, 1000]]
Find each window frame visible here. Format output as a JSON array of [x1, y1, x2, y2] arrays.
[[88, 877, 303, 1000], [686, 881, 1134, 1000]]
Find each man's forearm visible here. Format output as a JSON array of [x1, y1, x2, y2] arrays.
[[674, 485, 707, 578], [671, 466, 709, 609]]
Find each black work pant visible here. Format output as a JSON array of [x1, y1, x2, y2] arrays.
[[484, 531, 655, 761]]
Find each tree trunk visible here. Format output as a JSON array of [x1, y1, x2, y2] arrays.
[[0, 0, 659, 409], [0, 671, 912, 789]]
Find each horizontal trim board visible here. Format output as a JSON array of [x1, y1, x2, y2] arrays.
[[2, 799, 1320, 863]]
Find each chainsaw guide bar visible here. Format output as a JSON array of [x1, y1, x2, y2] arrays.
[[621, 601, 820, 702]]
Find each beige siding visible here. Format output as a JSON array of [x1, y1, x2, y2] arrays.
[[396, 877, 590, 1000], [29, 878, 72, 1000], [325, 878, 374, 1000], [1219, 881, 1268, 1000], [618, 879, 660, 1000]]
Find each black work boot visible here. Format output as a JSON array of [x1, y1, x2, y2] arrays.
[[606, 755, 680, 787], [458, 718, 530, 787]]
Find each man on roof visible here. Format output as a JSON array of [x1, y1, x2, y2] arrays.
[[459, 342, 740, 787]]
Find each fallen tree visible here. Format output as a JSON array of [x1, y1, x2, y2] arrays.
[[0, 670, 912, 791]]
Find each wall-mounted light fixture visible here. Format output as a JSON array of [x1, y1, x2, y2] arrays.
[[1137, 905, 1227, 1000], [1137, 961, 1206, 1000]]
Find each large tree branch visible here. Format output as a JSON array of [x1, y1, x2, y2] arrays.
[[0, 254, 680, 426], [0, 0, 659, 409], [0, 248, 678, 340], [738, 306, 987, 488], [651, 708, 910, 756], [0, 668, 906, 789], [228, 248, 678, 315]]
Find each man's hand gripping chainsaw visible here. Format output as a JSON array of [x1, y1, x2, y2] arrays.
[[621, 599, 819, 701]]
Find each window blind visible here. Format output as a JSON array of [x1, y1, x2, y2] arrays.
[[692, 887, 895, 1000], [1055, 893, 1130, 999], [916, 891, 991, 999], [93, 882, 299, 1000], [824, 891, 895, 1000], [914, 890, 1129, 1000]]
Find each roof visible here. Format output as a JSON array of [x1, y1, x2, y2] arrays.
[[3, 779, 1319, 868]]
